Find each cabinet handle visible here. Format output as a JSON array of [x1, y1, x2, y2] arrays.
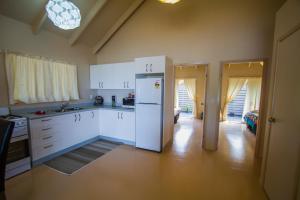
[[41, 119, 52, 122], [42, 136, 53, 140], [42, 127, 52, 131], [74, 114, 77, 122], [127, 82, 129, 88], [101, 82, 104, 88], [123, 81, 126, 88], [79, 113, 81, 121], [92, 111, 94, 118], [121, 112, 123, 119], [146, 64, 148, 72], [150, 64, 153, 72], [99, 82, 101, 88], [117, 112, 120, 119], [43, 144, 53, 149]]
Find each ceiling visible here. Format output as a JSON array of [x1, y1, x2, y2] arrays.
[[0, 0, 137, 49]]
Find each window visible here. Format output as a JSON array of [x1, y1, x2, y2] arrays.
[[177, 81, 193, 113], [5, 53, 79, 104]]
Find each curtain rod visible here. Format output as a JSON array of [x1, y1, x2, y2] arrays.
[[0, 49, 78, 66]]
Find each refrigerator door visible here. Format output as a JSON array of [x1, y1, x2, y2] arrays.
[[135, 104, 162, 152], [136, 78, 162, 104]]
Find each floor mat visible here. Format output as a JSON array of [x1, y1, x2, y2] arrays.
[[44, 139, 122, 175]]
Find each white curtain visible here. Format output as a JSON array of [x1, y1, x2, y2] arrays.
[[174, 79, 180, 108], [221, 78, 247, 121], [183, 79, 197, 117], [5, 53, 79, 104], [242, 78, 262, 117]]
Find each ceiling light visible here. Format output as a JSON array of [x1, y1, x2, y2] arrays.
[[159, 0, 181, 4], [46, 0, 81, 30]]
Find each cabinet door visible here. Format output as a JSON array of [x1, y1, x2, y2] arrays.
[[99, 110, 118, 138], [90, 64, 114, 89], [90, 65, 102, 89], [116, 111, 135, 142], [135, 56, 166, 74], [77, 110, 100, 140], [114, 62, 135, 89]]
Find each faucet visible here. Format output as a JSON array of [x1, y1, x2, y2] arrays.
[[60, 102, 69, 112]]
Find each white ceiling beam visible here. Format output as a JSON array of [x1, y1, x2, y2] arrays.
[[93, 0, 145, 54], [69, 0, 108, 46], [32, 8, 47, 34]]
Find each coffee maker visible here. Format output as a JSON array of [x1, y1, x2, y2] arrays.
[[94, 96, 104, 106]]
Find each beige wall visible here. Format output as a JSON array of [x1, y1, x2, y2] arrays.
[[175, 66, 206, 118], [0, 15, 96, 106], [96, 0, 284, 150], [221, 62, 264, 115]]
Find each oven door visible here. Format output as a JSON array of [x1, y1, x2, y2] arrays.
[[6, 137, 31, 179]]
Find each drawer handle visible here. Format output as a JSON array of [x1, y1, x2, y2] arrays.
[[42, 136, 53, 140], [42, 127, 52, 131], [41, 119, 52, 122], [43, 144, 53, 149]]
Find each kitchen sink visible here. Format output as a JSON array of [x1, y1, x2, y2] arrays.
[[55, 107, 83, 112]]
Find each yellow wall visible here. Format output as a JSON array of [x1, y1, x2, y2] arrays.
[[175, 66, 206, 118], [221, 62, 264, 117], [96, 0, 284, 150], [0, 15, 96, 106]]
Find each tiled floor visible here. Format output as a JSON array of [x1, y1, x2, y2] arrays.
[[4, 117, 266, 200]]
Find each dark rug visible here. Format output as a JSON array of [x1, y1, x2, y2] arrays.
[[45, 139, 122, 175]]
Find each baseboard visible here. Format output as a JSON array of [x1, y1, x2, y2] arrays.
[[98, 135, 135, 146]]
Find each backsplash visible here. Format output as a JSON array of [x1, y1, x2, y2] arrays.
[[95, 89, 134, 106]]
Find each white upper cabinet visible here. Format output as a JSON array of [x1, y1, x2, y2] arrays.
[[90, 62, 135, 89], [135, 56, 166, 74]]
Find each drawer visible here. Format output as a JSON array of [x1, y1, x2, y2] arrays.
[[32, 141, 59, 161]]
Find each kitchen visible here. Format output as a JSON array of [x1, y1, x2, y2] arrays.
[[1, 0, 297, 199], [1, 55, 174, 178]]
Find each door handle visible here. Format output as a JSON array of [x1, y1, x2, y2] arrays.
[[268, 117, 276, 123], [146, 64, 148, 72]]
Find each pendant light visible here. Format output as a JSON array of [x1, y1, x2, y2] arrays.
[[158, 0, 181, 4], [46, 0, 81, 30]]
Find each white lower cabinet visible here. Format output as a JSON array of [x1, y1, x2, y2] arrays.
[[30, 110, 100, 161], [30, 109, 135, 162], [99, 110, 135, 142]]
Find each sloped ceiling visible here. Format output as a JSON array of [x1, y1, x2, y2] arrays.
[[0, 0, 136, 47]]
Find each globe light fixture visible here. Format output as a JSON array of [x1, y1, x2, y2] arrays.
[[159, 0, 181, 4], [46, 0, 81, 30]]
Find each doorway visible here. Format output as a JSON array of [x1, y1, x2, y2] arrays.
[[173, 64, 207, 151], [219, 60, 267, 162]]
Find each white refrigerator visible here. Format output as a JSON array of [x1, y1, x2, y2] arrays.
[[135, 77, 163, 152]]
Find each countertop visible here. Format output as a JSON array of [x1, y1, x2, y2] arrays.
[[14, 105, 135, 120]]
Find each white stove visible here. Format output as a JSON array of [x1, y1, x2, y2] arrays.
[[0, 107, 31, 179]]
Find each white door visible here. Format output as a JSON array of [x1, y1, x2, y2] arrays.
[[136, 78, 163, 104], [136, 104, 162, 152], [264, 27, 300, 199], [116, 111, 135, 142]]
